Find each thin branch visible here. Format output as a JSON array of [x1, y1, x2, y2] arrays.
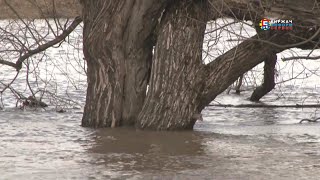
[[224, 27, 320, 50], [15, 16, 83, 70], [282, 55, 320, 61], [0, 72, 20, 94], [0, 17, 83, 71], [209, 103, 320, 108], [0, 58, 17, 69], [261, 28, 320, 49]]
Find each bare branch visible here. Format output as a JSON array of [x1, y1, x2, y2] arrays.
[[0, 58, 17, 69], [282, 55, 320, 61], [208, 103, 320, 108], [199, 34, 282, 108], [15, 16, 83, 70]]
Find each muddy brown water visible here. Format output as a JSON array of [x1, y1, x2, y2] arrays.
[[1, 106, 320, 180]]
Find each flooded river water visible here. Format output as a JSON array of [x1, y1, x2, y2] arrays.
[[1, 19, 320, 179], [1, 105, 320, 179]]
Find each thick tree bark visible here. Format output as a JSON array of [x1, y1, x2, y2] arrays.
[[79, 0, 320, 130], [80, 0, 168, 128], [250, 53, 277, 101], [136, 0, 320, 130], [137, 0, 208, 130]]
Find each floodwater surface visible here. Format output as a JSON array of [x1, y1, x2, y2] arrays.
[[1, 106, 320, 179]]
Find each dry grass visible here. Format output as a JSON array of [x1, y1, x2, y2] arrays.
[[0, 0, 81, 19]]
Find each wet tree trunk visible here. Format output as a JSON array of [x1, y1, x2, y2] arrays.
[[250, 53, 277, 101], [80, 0, 167, 128], [137, 0, 208, 130]]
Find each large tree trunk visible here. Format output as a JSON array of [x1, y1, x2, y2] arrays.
[[80, 0, 320, 130], [80, 0, 167, 128], [137, 0, 208, 130], [136, 0, 319, 130]]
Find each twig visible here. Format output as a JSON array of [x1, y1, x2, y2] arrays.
[[209, 103, 320, 108], [282, 55, 320, 61], [15, 16, 83, 70], [0, 17, 83, 70]]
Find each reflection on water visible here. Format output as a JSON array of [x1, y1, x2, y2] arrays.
[[1, 107, 320, 179]]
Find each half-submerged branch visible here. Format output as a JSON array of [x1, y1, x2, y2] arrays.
[[299, 117, 320, 123], [250, 53, 277, 101]]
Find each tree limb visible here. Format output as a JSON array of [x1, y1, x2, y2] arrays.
[[15, 16, 83, 70], [199, 34, 283, 109], [0, 16, 82, 71], [282, 55, 320, 61], [199, 16, 320, 109], [0, 58, 17, 69], [299, 117, 320, 123], [209, 103, 320, 108]]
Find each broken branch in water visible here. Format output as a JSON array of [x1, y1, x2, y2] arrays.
[[299, 117, 320, 123], [208, 104, 320, 108]]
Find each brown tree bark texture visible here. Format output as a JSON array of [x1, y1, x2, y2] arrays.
[[137, 0, 208, 130], [80, 0, 320, 130], [81, 0, 168, 128]]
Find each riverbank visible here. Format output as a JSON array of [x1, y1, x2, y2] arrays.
[[0, 0, 80, 19]]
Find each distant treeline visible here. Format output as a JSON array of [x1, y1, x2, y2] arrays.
[[0, 0, 81, 19]]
